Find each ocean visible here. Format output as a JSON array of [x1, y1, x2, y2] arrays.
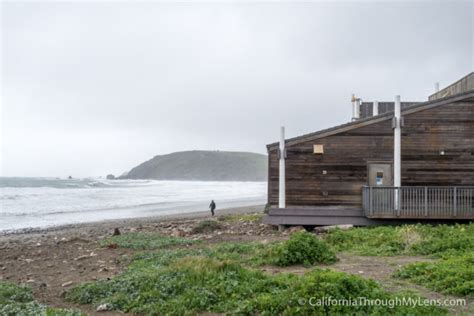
[[0, 177, 267, 233]]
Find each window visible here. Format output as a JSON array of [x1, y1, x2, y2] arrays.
[[376, 171, 384, 186]]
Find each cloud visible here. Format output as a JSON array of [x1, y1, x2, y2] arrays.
[[1, 1, 472, 177]]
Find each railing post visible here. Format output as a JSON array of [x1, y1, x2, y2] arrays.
[[424, 187, 428, 217], [453, 187, 457, 217], [396, 187, 401, 217], [369, 186, 373, 217]]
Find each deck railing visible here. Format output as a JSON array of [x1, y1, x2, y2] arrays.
[[362, 186, 474, 219]]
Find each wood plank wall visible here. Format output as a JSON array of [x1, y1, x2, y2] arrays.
[[268, 100, 474, 206]]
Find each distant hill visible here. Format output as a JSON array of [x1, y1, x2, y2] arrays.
[[122, 150, 267, 181]]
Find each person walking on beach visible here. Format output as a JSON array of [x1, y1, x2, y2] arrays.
[[209, 200, 216, 216]]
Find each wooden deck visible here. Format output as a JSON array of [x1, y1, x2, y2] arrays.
[[264, 206, 389, 226], [263, 205, 472, 226]]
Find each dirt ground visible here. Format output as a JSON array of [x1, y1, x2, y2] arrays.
[[1, 207, 471, 315]]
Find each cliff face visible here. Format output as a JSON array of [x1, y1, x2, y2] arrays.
[[122, 150, 267, 181]]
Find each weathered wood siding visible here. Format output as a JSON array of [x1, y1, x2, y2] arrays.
[[268, 99, 474, 206]]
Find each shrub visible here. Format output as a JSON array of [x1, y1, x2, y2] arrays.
[[191, 220, 222, 234], [275, 231, 337, 266], [100, 232, 198, 250], [394, 253, 474, 297]]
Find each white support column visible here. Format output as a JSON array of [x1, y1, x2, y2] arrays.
[[279, 126, 286, 208], [394, 95, 401, 211], [351, 94, 360, 121], [373, 100, 379, 116]]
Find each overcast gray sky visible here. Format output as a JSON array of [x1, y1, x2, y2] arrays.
[[1, 1, 473, 177]]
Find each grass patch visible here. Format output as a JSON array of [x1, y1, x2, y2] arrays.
[[191, 220, 222, 234], [274, 231, 337, 266], [218, 213, 263, 223], [100, 232, 198, 250], [0, 281, 83, 316], [130, 241, 275, 268], [67, 252, 445, 315], [324, 223, 474, 257], [394, 253, 474, 297], [408, 224, 474, 258]]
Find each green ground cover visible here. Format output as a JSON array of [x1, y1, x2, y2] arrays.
[[394, 252, 474, 297], [67, 231, 447, 315], [324, 223, 474, 257], [100, 232, 200, 250], [0, 281, 83, 316]]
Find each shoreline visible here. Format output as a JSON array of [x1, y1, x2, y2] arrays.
[[0, 204, 266, 241]]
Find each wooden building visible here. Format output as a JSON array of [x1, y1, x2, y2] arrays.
[[264, 73, 474, 226]]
